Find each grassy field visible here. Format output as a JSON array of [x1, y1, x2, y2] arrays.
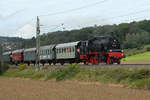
[[122, 51, 150, 64], [1, 64, 150, 90]]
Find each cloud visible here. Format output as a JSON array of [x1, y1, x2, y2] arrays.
[[16, 24, 35, 38], [0, 14, 3, 20]]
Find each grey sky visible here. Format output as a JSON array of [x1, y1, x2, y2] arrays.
[[0, 0, 150, 38]]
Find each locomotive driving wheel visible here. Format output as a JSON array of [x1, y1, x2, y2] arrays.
[[90, 56, 94, 65]]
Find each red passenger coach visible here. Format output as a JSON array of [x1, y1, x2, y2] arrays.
[[12, 49, 24, 65]]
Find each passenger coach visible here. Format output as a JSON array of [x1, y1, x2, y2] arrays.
[[24, 48, 36, 65], [55, 41, 81, 65], [40, 45, 56, 65]]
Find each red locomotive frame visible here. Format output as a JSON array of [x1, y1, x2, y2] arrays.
[[80, 51, 125, 65]]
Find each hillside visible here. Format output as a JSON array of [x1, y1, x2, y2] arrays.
[[0, 36, 24, 55], [21, 20, 150, 49], [1, 20, 150, 52]]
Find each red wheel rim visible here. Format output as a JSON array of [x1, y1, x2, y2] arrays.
[[90, 56, 94, 64]]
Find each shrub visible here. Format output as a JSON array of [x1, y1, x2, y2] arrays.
[[32, 69, 47, 79], [45, 64, 80, 81], [129, 68, 150, 81], [18, 64, 27, 71], [56, 64, 80, 81], [146, 47, 150, 51], [130, 79, 150, 89], [0, 62, 9, 75]]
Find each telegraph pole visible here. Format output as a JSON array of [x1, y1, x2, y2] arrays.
[[35, 16, 40, 71]]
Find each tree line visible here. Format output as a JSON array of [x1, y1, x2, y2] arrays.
[[17, 20, 150, 49]]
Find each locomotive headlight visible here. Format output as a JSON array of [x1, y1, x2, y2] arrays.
[[110, 50, 112, 52], [121, 50, 124, 52]]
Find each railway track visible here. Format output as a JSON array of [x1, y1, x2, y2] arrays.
[[9, 64, 150, 70], [42, 64, 150, 70]]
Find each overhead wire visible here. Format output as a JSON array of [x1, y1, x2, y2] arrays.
[[14, 0, 109, 35], [15, 0, 150, 36], [40, 0, 109, 17], [100, 8, 150, 21]]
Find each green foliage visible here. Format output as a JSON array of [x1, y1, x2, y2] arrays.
[[18, 64, 27, 71], [146, 47, 150, 51], [129, 68, 150, 81], [45, 64, 80, 81], [17, 20, 150, 50], [131, 79, 150, 89], [2, 65, 150, 90], [0, 62, 9, 75], [32, 69, 47, 79]]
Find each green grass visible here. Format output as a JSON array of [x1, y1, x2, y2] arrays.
[[144, 44, 150, 48], [122, 51, 150, 64], [1, 65, 150, 90]]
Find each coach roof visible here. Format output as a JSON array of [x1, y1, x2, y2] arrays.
[[56, 41, 80, 48], [3, 51, 11, 55], [12, 49, 24, 53], [24, 48, 36, 52], [40, 45, 56, 50]]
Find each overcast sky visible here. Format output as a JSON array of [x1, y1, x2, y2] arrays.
[[1, 0, 150, 38]]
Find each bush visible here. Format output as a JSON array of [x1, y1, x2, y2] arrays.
[[0, 62, 9, 75], [18, 64, 27, 71], [45, 64, 80, 81], [129, 68, 150, 81], [146, 47, 150, 51], [130, 79, 150, 89], [56, 64, 80, 81]]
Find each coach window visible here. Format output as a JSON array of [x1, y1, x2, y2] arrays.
[[61, 48, 63, 53], [62, 48, 63, 53], [46, 50, 47, 54], [48, 50, 50, 54], [45, 50, 47, 55], [43, 50, 45, 55], [64, 48, 66, 53], [70, 48, 72, 52], [72, 47, 75, 52], [43, 50, 45, 54], [59, 48, 61, 53], [47, 50, 49, 54]]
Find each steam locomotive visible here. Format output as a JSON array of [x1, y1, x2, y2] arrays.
[[3, 36, 125, 65]]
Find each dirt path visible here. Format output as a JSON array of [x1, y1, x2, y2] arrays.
[[0, 78, 150, 100]]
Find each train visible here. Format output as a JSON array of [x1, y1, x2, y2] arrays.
[[2, 36, 125, 65]]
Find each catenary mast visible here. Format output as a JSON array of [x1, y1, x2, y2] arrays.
[[35, 16, 40, 71]]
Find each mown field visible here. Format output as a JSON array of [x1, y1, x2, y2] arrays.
[[122, 51, 150, 64], [1, 77, 150, 100], [1, 64, 150, 99]]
